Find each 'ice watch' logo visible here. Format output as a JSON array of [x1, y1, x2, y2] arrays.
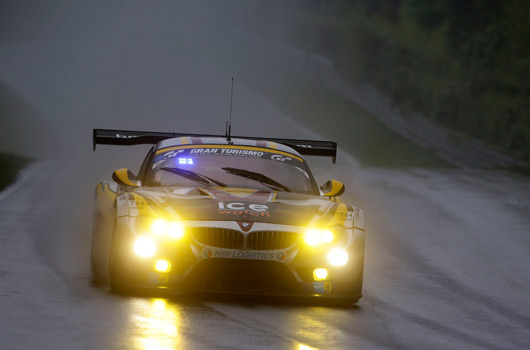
[[217, 202, 270, 218]]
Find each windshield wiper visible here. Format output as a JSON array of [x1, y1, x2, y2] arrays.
[[160, 167, 227, 187], [221, 167, 291, 192]]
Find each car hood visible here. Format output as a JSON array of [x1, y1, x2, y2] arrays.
[[126, 186, 349, 227]]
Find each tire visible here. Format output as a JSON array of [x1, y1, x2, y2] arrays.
[[108, 238, 126, 293], [90, 239, 104, 285], [90, 218, 106, 285]]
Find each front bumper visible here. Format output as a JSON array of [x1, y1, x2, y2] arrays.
[[111, 219, 364, 299]]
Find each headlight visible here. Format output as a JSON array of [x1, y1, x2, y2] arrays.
[[136, 216, 185, 240], [304, 227, 339, 246], [150, 219, 184, 239], [327, 248, 348, 266], [134, 236, 156, 258]]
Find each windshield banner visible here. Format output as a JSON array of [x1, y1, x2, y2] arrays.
[[152, 147, 302, 169]]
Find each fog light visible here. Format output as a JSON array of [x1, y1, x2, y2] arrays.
[[313, 268, 328, 281], [133, 236, 156, 258], [327, 248, 348, 266], [155, 259, 171, 273]]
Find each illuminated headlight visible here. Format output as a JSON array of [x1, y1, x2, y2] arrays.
[[327, 248, 348, 266], [133, 236, 156, 258], [304, 228, 335, 246], [144, 218, 185, 240]]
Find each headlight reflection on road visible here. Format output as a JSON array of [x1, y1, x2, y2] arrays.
[[131, 298, 180, 350]]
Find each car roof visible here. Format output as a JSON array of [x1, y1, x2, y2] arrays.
[[156, 136, 303, 158]]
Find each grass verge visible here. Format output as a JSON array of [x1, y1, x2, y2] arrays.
[[251, 76, 452, 168], [0, 153, 31, 192]]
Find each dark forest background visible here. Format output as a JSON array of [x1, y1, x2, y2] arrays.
[[250, 0, 530, 162]]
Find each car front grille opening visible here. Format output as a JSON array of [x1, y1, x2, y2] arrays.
[[191, 227, 244, 249], [247, 231, 298, 250]]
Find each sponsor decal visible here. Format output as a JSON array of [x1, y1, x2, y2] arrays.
[[190, 148, 265, 158], [202, 248, 277, 260], [271, 154, 292, 162], [218, 202, 270, 217], [158, 274, 169, 286], [324, 281, 332, 293], [202, 248, 213, 258], [129, 200, 145, 210], [276, 252, 287, 262], [164, 149, 185, 158], [154, 147, 304, 166], [152, 150, 185, 169], [313, 281, 332, 294]]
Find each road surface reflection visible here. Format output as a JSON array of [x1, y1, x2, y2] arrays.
[[131, 298, 181, 350]]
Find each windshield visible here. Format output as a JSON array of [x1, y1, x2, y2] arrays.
[[148, 146, 317, 194]]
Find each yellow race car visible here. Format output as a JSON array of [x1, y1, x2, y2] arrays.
[[91, 129, 365, 305]]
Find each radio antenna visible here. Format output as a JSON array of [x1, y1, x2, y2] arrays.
[[227, 77, 234, 142]]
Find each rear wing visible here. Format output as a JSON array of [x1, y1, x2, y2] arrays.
[[93, 128, 337, 163]]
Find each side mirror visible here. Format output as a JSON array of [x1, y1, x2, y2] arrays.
[[112, 168, 141, 187], [320, 179, 345, 197]]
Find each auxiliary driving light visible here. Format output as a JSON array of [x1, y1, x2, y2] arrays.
[[313, 268, 328, 281], [304, 228, 334, 246], [327, 248, 348, 266], [150, 219, 184, 239], [155, 259, 172, 273], [133, 236, 156, 258]]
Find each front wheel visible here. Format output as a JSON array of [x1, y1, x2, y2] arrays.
[[90, 221, 107, 286], [108, 239, 127, 293]]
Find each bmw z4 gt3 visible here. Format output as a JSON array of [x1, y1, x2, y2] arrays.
[[91, 129, 365, 305]]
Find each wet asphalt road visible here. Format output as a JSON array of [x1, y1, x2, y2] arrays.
[[1, 153, 530, 350], [1, 2, 530, 349]]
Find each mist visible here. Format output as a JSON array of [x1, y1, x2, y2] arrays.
[[2, 2, 530, 349], [0, 1, 311, 173]]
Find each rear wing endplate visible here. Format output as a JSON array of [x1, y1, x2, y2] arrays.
[[93, 129, 337, 163]]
